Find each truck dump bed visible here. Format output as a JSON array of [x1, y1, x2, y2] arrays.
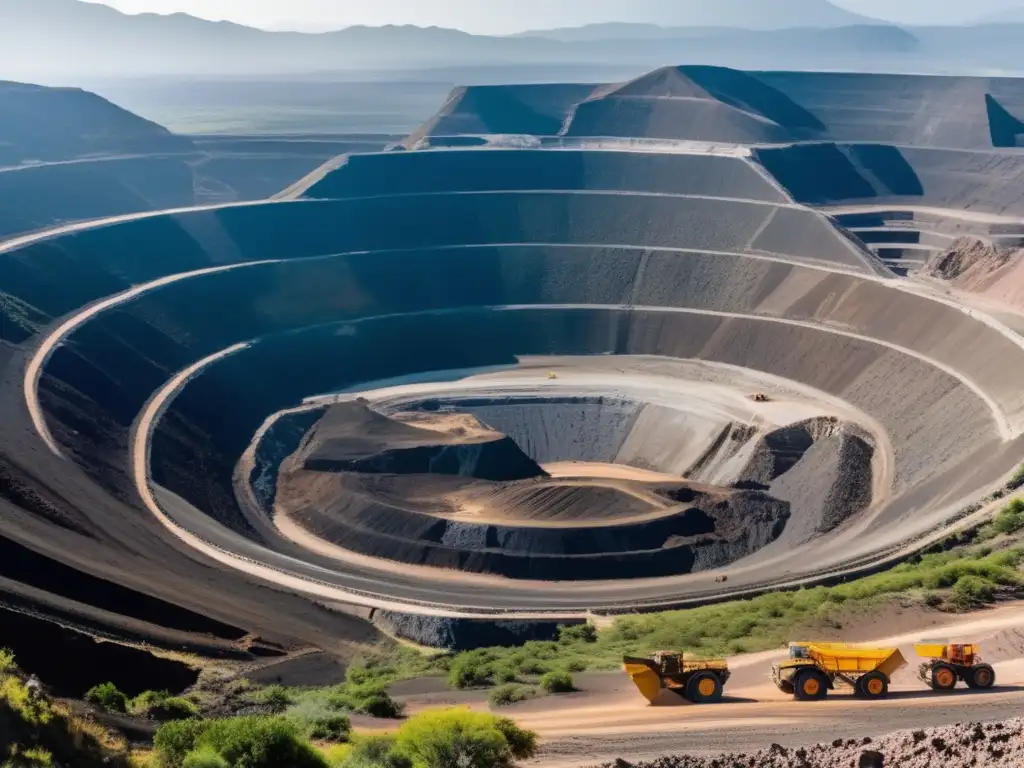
[[805, 643, 907, 678]]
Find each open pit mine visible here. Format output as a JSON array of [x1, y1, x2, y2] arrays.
[[3, 65, 1024, 656]]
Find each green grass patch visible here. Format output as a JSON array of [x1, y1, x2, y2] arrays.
[[428, 544, 1024, 686]]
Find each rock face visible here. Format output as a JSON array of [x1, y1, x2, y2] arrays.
[[372, 611, 577, 651], [918, 237, 1017, 282]]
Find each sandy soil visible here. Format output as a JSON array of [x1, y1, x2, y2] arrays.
[[543, 462, 685, 483]]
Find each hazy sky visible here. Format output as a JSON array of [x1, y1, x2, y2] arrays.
[[82, 0, 1023, 33]]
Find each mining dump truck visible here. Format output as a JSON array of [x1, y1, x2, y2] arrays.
[[623, 651, 730, 704], [773, 642, 907, 700], [914, 642, 996, 691]]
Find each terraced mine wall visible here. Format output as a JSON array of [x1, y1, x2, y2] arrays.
[[757, 144, 1024, 217], [755, 72, 1024, 150], [2, 141, 1024, 646], [7, 185, 1021, 544], [309, 148, 789, 202]]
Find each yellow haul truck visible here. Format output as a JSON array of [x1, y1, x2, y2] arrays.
[[772, 642, 907, 700], [914, 643, 996, 691], [623, 651, 730, 704]]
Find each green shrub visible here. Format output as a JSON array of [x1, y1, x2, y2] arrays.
[[286, 699, 352, 742], [493, 717, 538, 759], [182, 747, 229, 768], [84, 682, 128, 714], [153, 719, 209, 768], [131, 689, 170, 714], [565, 659, 587, 673], [492, 665, 519, 684], [923, 591, 943, 608], [992, 499, 1024, 536], [155, 716, 328, 768], [393, 709, 537, 768], [1008, 465, 1024, 490], [539, 671, 575, 694], [0, 648, 15, 674], [446, 656, 493, 690], [328, 684, 405, 719], [330, 735, 408, 768], [155, 698, 200, 722], [254, 685, 294, 713], [488, 684, 535, 708], [514, 659, 550, 677], [557, 624, 597, 644], [952, 575, 996, 609], [131, 690, 197, 721]]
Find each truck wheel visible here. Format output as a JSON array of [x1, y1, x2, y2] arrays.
[[931, 663, 958, 691], [794, 669, 829, 701], [685, 672, 723, 704], [966, 664, 996, 690], [856, 671, 889, 699]]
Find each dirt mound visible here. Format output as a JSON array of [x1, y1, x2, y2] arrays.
[[563, 65, 825, 143], [603, 719, 1024, 768], [288, 401, 544, 482], [769, 423, 874, 543], [405, 83, 598, 144]]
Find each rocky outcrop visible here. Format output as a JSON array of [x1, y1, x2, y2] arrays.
[[918, 237, 1016, 281], [601, 718, 1024, 768], [372, 611, 578, 651]]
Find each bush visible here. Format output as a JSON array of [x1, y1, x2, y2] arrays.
[[131, 689, 170, 715], [155, 698, 200, 722], [923, 591, 944, 608], [286, 699, 352, 742], [539, 671, 575, 694], [446, 656, 493, 690], [557, 624, 597, 644], [566, 659, 588, 673], [0, 648, 15, 674], [992, 499, 1024, 536], [153, 719, 210, 768], [84, 682, 129, 714], [493, 717, 538, 759], [514, 659, 550, 677], [1009, 465, 1024, 490], [492, 665, 519, 684], [328, 684, 405, 719], [254, 685, 294, 713], [330, 735, 408, 768], [952, 575, 996, 609], [154, 716, 327, 768], [132, 690, 198, 721], [488, 684, 535, 708], [182, 747, 229, 768], [393, 709, 537, 768]]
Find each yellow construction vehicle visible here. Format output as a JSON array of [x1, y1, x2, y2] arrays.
[[623, 651, 730, 704], [914, 642, 995, 691], [772, 642, 906, 700]]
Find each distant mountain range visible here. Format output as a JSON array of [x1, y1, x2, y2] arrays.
[[1, 0, 1023, 80], [976, 7, 1024, 23], [514, 0, 883, 38]]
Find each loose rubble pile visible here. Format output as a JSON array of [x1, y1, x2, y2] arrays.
[[604, 719, 1024, 768]]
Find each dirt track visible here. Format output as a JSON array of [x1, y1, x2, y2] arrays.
[[386, 605, 1024, 766]]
